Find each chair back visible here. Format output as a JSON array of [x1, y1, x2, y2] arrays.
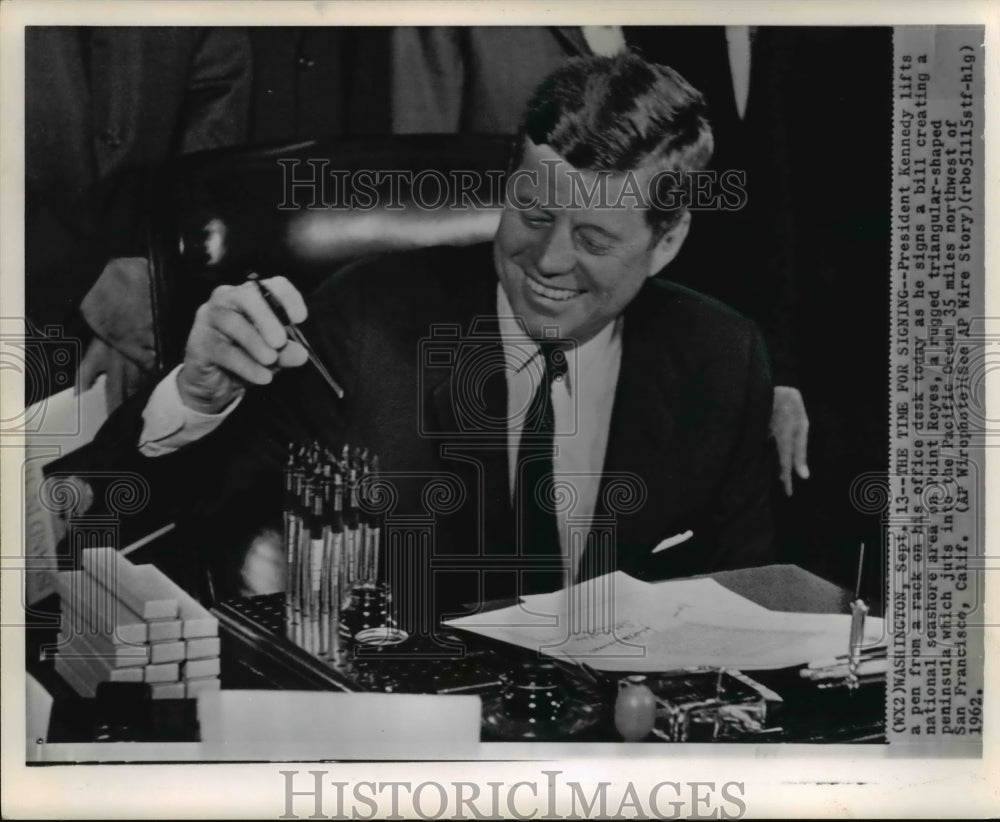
[[148, 135, 515, 366]]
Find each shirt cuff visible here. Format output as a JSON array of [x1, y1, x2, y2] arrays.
[[139, 365, 243, 457]]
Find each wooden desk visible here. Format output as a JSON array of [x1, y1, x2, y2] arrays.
[[26, 564, 884, 750], [213, 564, 885, 743]]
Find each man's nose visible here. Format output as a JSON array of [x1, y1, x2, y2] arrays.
[[534, 222, 576, 276]]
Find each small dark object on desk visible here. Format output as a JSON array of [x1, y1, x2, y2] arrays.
[[47, 682, 200, 744], [480, 660, 605, 741]]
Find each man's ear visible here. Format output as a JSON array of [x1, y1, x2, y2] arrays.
[[647, 210, 691, 277]]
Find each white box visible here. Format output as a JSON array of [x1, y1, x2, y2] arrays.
[[56, 571, 148, 645], [185, 636, 221, 660], [80, 547, 179, 620], [144, 662, 180, 684], [183, 657, 221, 680]]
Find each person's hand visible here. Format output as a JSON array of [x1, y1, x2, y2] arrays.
[[78, 257, 158, 411], [45, 475, 96, 548], [771, 385, 810, 496], [80, 257, 158, 367], [78, 336, 151, 413], [178, 276, 309, 414], [239, 528, 286, 596]]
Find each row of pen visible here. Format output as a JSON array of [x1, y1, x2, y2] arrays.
[[284, 442, 385, 659]]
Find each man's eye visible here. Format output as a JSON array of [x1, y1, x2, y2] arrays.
[[579, 235, 612, 255]]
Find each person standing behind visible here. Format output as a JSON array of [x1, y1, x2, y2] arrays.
[[25, 26, 252, 410]]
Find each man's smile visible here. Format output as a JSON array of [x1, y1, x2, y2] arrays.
[[524, 273, 587, 303]]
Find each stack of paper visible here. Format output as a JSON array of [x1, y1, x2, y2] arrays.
[[24, 374, 110, 605], [445, 572, 886, 672], [54, 547, 221, 699]]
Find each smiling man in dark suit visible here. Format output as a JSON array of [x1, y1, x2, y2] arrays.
[[88, 52, 774, 625]]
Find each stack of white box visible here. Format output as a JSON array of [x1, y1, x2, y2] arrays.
[[55, 547, 221, 699]]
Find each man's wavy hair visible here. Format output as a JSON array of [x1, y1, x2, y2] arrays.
[[513, 51, 714, 239]]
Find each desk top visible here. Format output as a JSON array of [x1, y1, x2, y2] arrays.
[[27, 564, 885, 757], [707, 564, 852, 614]]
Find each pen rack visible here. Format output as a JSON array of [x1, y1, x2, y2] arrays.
[[283, 441, 396, 661]]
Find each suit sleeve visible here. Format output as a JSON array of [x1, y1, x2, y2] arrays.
[[390, 27, 466, 133], [711, 323, 776, 568], [53, 262, 366, 538], [177, 28, 253, 154]]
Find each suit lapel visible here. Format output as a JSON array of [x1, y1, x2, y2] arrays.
[[420, 261, 689, 580], [424, 259, 513, 556], [589, 286, 683, 571]]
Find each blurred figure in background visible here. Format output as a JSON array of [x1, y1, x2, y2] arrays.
[[25, 26, 252, 410], [246, 27, 390, 142]]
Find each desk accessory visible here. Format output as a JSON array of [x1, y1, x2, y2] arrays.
[[53, 549, 220, 700], [614, 675, 657, 740], [211, 561, 888, 743], [644, 668, 783, 742], [799, 543, 887, 690], [283, 441, 398, 660]]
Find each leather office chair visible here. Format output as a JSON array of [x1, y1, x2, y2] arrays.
[[147, 135, 514, 369]]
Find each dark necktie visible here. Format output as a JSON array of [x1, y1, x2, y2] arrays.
[[515, 342, 568, 596]]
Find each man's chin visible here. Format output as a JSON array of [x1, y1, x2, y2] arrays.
[[511, 300, 565, 337]]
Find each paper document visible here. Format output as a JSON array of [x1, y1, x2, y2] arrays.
[[24, 376, 109, 604], [445, 571, 886, 672]]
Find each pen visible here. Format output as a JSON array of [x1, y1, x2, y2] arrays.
[[247, 273, 345, 399], [437, 680, 503, 694], [846, 543, 869, 690]]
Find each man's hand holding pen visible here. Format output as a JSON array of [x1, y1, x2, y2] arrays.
[[178, 275, 310, 414]]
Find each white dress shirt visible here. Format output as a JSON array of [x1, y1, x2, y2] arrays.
[[725, 25, 754, 120], [581, 26, 627, 58], [497, 286, 622, 581], [138, 364, 242, 455]]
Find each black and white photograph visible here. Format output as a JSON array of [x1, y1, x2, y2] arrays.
[[1, 1, 994, 818]]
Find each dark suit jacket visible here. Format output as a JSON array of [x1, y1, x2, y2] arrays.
[[248, 27, 393, 141], [25, 26, 252, 332], [82, 242, 774, 623], [390, 27, 590, 134]]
